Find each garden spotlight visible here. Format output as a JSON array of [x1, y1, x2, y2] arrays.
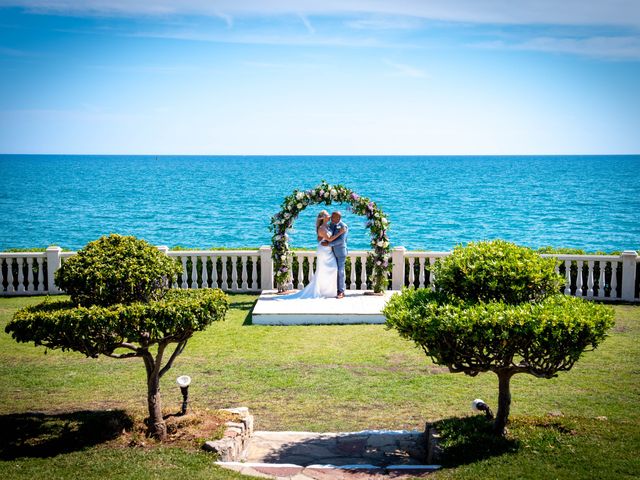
[[176, 375, 191, 415], [471, 398, 494, 419]]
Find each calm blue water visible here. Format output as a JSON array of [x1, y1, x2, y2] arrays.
[[1, 155, 638, 252]]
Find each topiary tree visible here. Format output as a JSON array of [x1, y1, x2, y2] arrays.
[[5, 234, 229, 440], [384, 240, 614, 435]]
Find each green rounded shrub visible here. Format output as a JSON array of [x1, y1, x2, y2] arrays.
[[56, 234, 181, 307], [432, 239, 563, 304], [385, 240, 615, 435]]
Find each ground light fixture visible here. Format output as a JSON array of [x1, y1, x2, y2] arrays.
[[176, 375, 191, 415], [471, 398, 494, 419]]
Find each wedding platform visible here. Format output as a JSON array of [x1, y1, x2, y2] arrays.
[[251, 290, 399, 325]]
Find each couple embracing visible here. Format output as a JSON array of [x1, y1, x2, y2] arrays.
[[283, 210, 348, 300]]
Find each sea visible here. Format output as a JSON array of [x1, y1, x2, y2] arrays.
[[1, 155, 638, 252]]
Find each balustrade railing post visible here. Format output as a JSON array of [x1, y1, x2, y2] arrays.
[[391, 246, 406, 290], [45, 246, 62, 293], [259, 246, 274, 291], [620, 250, 638, 301]]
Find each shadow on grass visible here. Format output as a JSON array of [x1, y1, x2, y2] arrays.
[[240, 302, 259, 326], [433, 415, 520, 467], [224, 292, 259, 326], [0, 410, 132, 460], [229, 300, 258, 312], [243, 313, 254, 326]]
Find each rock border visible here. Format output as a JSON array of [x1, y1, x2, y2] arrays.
[[203, 406, 254, 461]]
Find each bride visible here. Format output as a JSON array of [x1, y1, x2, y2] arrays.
[[280, 210, 346, 299]]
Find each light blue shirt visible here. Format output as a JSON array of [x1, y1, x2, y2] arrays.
[[328, 221, 348, 254]]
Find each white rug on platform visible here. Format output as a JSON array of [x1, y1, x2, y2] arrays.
[[251, 290, 399, 325]]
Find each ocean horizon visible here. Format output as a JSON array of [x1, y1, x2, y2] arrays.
[[1, 154, 638, 252]]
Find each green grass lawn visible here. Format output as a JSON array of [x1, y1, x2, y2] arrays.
[[1, 294, 639, 479]]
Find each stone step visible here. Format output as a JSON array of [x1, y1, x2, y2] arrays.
[[217, 461, 441, 479]]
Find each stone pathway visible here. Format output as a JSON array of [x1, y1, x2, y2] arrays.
[[217, 430, 440, 479], [218, 463, 440, 479]]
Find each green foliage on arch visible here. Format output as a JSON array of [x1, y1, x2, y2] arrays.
[[269, 180, 391, 293]]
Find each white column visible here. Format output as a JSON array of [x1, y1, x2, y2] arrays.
[[6, 258, 15, 293], [16, 257, 25, 293], [418, 257, 426, 288], [231, 256, 239, 291], [46, 246, 62, 293], [201, 256, 209, 288], [26, 257, 35, 293], [576, 260, 584, 296], [429, 257, 437, 291], [221, 256, 229, 290], [180, 256, 188, 289], [211, 256, 219, 289], [564, 260, 572, 296], [391, 247, 406, 290], [587, 260, 594, 298], [407, 257, 415, 288], [349, 255, 357, 290], [241, 256, 249, 290], [250, 255, 258, 290], [621, 250, 638, 301], [297, 255, 305, 289], [611, 261, 619, 299], [259, 246, 274, 291], [36, 257, 45, 292], [190, 255, 199, 289], [359, 255, 367, 290], [597, 261, 606, 299]]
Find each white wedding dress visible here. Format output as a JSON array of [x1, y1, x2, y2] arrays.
[[280, 226, 338, 299]]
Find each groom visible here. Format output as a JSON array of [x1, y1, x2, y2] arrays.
[[322, 211, 348, 299]]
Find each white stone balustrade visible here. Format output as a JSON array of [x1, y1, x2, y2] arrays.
[[403, 251, 450, 291], [1, 247, 638, 302]]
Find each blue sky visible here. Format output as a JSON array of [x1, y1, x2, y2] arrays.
[[0, 0, 639, 154]]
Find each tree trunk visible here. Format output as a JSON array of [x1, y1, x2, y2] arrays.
[[147, 369, 167, 440], [493, 370, 514, 436]]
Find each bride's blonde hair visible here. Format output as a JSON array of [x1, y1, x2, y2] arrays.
[[316, 210, 329, 232]]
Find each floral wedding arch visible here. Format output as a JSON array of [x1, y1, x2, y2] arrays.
[[269, 180, 392, 293]]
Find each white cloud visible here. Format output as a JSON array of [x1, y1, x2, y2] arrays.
[[474, 35, 640, 60], [4, 0, 640, 28], [127, 29, 412, 49], [216, 11, 233, 28], [240, 60, 323, 69], [298, 13, 315, 34], [345, 16, 423, 30], [384, 59, 428, 78]]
